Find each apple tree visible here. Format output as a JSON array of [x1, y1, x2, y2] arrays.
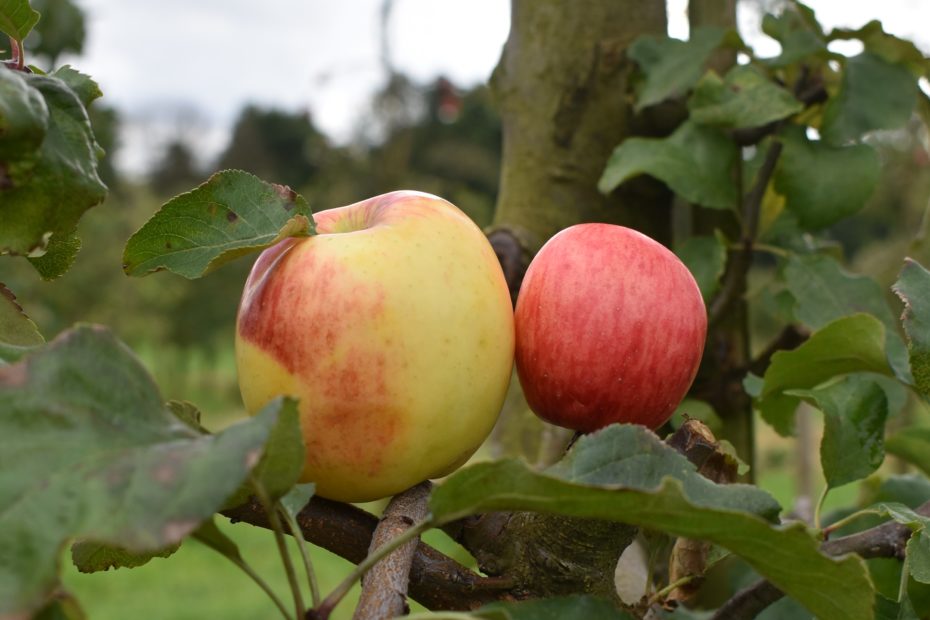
[[4, 1, 930, 619]]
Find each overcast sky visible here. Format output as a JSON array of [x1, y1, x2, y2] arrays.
[[63, 0, 930, 175]]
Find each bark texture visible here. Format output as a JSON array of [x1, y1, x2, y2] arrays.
[[490, 0, 672, 258], [353, 483, 431, 620]]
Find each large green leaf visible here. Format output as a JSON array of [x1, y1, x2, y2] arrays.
[[791, 375, 887, 488], [821, 52, 917, 145], [688, 65, 803, 130], [675, 234, 727, 303], [774, 125, 880, 230], [0, 67, 48, 187], [0, 72, 107, 256], [0, 325, 292, 616], [628, 27, 736, 111], [784, 253, 912, 384], [430, 434, 872, 620], [893, 259, 930, 398], [123, 170, 315, 279], [599, 121, 738, 210], [0, 0, 40, 41], [758, 314, 893, 435], [223, 400, 305, 509], [0, 283, 43, 364], [50, 66, 102, 109]]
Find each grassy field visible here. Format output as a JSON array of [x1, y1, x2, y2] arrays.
[[63, 519, 472, 620]]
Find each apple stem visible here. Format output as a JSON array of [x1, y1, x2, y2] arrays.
[[312, 513, 433, 620], [252, 476, 306, 618]]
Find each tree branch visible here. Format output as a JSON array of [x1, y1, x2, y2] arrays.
[[712, 500, 930, 619], [353, 482, 431, 620], [708, 140, 783, 325], [222, 497, 514, 612]]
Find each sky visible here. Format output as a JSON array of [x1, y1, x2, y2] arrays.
[[61, 0, 930, 176]]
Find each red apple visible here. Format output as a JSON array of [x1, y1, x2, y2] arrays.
[[236, 191, 514, 502], [514, 223, 706, 432]]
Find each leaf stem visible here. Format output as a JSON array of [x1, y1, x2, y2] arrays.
[[252, 478, 306, 618], [313, 518, 432, 619], [648, 575, 698, 605], [228, 553, 294, 620], [813, 485, 830, 530], [8, 36, 24, 70], [821, 508, 883, 539], [279, 504, 322, 607]]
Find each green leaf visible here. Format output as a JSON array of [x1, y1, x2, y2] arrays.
[[599, 121, 738, 210], [0, 326, 289, 616], [893, 259, 930, 398], [122, 170, 315, 279], [223, 398, 305, 508], [27, 226, 81, 280], [629, 26, 736, 111], [674, 234, 727, 303], [430, 448, 871, 620], [0, 72, 107, 256], [473, 596, 636, 620], [0, 0, 40, 41], [821, 52, 917, 145], [908, 529, 930, 585], [688, 65, 803, 130], [165, 400, 204, 431], [70, 539, 180, 573], [760, 3, 827, 67], [280, 483, 315, 518], [758, 314, 893, 435], [784, 253, 912, 384], [829, 21, 928, 77], [791, 375, 888, 488], [0, 67, 48, 187], [774, 125, 880, 230], [50, 66, 102, 108], [0, 283, 43, 363], [886, 428, 930, 477]]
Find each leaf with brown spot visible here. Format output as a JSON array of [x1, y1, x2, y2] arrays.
[[0, 325, 294, 617], [122, 170, 316, 279]]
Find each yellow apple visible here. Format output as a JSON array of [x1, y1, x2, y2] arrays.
[[235, 191, 514, 502]]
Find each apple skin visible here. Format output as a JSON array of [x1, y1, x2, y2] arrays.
[[514, 223, 706, 432], [236, 191, 514, 503]]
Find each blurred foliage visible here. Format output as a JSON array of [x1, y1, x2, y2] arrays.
[[0, 0, 85, 68], [0, 74, 502, 404]]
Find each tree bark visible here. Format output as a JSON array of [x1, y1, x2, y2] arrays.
[[490, 0, 672, 258]]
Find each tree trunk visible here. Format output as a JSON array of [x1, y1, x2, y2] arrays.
[[490, 0, 671, 262]]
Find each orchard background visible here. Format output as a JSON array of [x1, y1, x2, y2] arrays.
[[5, 1, 930, 619]]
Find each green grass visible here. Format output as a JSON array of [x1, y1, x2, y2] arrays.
[[63, 517, 472, 619]]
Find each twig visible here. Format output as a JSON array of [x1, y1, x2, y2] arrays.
[[222, 496, 513, 611], [708, 140, 783, 325], [312, 520, 432, 619], [353, 482, 432, 620]]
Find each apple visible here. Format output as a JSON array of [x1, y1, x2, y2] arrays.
[[235, 191, 514, 503], [514, 223, 706, 432]]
